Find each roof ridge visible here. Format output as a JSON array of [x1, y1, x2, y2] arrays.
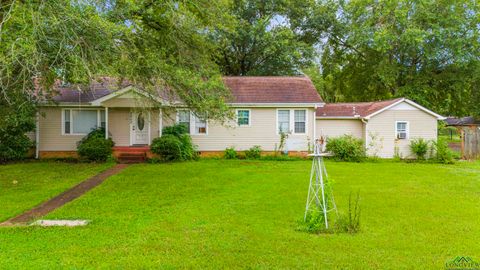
[[325, 97, 403, 106], [223, 75, 309, 79]]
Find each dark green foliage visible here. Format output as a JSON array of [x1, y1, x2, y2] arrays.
[[431, 138, 455, 164], [409, 138, 430, 160], [335, 192, 361, 234], [0, 98, 35, 162], [77, 128, 114, 162], [0, 133, 33, 163], [245, 145, 261, 159], [150, 135, 183, 161], [178, 134, 198, 161], [152, 126, 198, 162], [162, 124, 188, 137], [326, 135, 366, 162], [303, 1, 480, 116], [224, 147, 237, 159], [212, 1, 313, 76]]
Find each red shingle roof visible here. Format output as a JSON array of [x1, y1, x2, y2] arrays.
[[223, 76, 322, 103], [50, 76, 322, 104], [316, 98, 403, 118], [52, 78, 130, 103]]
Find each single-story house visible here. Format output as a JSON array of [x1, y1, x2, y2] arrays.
[[34, 76, 444, 159]]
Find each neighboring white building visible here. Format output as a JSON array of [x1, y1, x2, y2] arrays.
[[34, 77, 444, 159], [316, 98, 445, 158]]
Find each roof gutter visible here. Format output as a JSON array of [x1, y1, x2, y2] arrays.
[[316, 116, 363, 120]]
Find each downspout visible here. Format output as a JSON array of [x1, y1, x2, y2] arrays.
[[35, 111, 40, 159], [313, 105, 318, 141], [361, 118, 368, 152]]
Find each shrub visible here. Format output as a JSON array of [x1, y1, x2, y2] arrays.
[[0, 134, 32, 162], [303, 211, 330, 234], [326, 135, 366, 162], [0, 108, 35, 162], [162, 124, 188, 137], [178, 134, 198, 160], [151, 134, 182, 161], [153, 124, 198, 162], [224, 147, 237, 159], [409, 138, 430, 160], [245, 145, 261, 159], [431, 137, 455, 164], [77, 128, 114, 162]]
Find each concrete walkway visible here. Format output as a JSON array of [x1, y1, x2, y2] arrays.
[[0, 164, 129, 226]]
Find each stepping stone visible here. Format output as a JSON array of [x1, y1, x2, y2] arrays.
[[31, 220, 89, 227]]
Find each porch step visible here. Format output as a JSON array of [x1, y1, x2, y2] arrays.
[[117, 152, 146, 164]]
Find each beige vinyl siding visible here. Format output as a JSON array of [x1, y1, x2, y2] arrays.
[[38, 107, 88, 151], [102, 91, 157, 108], [38, 107, 160, 150], [366, 108, 438, 158], [108, 108, 130, 146], [163, 107, 315, 151], [316, 119, 364, 139]]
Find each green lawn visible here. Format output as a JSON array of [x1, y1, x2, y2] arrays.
[[0, 161, 113, 222], [1, 160, 479, 269]]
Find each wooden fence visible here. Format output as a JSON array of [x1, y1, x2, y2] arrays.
[[461, 126, 480, 159]]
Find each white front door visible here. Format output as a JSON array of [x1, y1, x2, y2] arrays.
[[131, 111, 149, 145]]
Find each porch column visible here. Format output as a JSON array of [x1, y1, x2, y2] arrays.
[[105, 107, 109, 139], [159, 109, 163, 137], [35, 111, 40, 159]]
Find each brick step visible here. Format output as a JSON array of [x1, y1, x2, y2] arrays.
[[117, 152, 146, 164], [118, 153, 146, 157]]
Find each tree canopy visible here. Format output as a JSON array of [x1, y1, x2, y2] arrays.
[[0, 0, 231, 120], [1, 0, 480, 119], [300, 0, 480, 116], [211, 0, 314, 76]]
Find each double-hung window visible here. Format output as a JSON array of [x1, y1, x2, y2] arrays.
[[294, 110, 306, 133], [278, 110, 290, 133], [237, 109, 250, 126], [277, 109, 307, 134], [62, 109, 105, 135], [396, 121, 408, 139], [177, 110, 190, 133], [194, 113, 207, 134], [176, 110, 208, 135]]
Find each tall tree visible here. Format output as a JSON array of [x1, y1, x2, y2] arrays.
[[0, 0, 232, 119], [0, 0, 231, 159], [212, 0, 314, 76], [302, 0, 480, 116]]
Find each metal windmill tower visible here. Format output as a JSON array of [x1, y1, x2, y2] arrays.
[[304, 137, 337, 229]]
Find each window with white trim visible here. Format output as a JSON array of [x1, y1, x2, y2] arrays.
[[62, 109, 104, 135], [100, 110, 106, 129], [237, 109, 250, 126], [396, 121, 408, 139], [294, 110, 306, 133], [176, 110, 208, 135], [277, 109, 308, 134], [194, 113, 207, 134], [177, 110, 190, 134], [278, 110, 290, 133]]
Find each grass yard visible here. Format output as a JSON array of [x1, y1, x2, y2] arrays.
[[0, 159, 479, 269], [0, 161, 113, 222]]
